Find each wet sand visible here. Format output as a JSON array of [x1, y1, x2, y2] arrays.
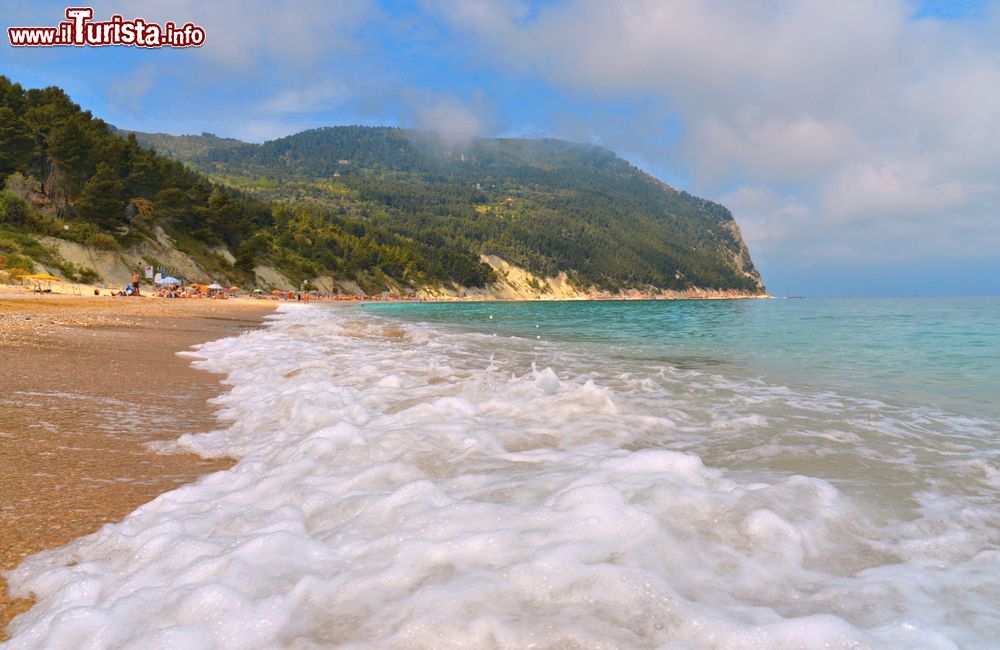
[[0, 294, 276, 638]]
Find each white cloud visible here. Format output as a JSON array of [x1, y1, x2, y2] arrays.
[[107, 64, 156, 117], [823, 159, 969, 224], [402, 90, 499, 145], [258, 83, 348, 114], [719, 185, 812, 255], [690, 115, 860, 183], [109, 0, 375, 72]]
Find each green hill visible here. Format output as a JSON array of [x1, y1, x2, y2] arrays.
[[135, 126, 765, 294]]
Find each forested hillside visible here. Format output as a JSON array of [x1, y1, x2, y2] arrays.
[[0, 77, 494, 291], [139, 126, 765, 293]]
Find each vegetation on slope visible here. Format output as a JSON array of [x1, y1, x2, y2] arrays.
[[139, 126, 765, 293], [0, 77, 494, 291]]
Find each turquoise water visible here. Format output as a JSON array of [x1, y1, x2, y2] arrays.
[[366, 297, 1000, 420]]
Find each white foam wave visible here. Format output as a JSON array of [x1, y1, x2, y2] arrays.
[[5, 305, 999, 649]]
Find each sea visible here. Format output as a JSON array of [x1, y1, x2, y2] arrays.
[[5, 297, 999, 649]]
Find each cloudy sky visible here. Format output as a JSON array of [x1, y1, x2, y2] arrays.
[[3, 0, 999, 296]]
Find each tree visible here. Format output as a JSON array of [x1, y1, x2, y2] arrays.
[[47, 116, 92, 198], [124, 150, 161, 199], [234, 240, 255, 273], [152, 187, 189, 225], [75, 163, 125, 230], [0, 107, 34, 177], [205, 187, 240, 242]]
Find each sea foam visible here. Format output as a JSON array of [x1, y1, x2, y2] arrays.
[[4, 304, 998, 649]]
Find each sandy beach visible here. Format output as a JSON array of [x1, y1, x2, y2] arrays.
[[0, 293, 275, 638]]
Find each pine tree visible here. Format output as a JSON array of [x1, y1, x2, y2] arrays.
[[0, 107, 34, 177], [76, 162, 125, 230], [124, 150, 160, 199], [234, 240, 255, 273], [47, 116, 92, 198]]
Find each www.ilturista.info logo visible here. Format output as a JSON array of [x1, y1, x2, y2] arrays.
[[8, 7, 205, 48]]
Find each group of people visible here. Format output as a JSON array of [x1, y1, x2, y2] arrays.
[[103, 272, 205, 298], [155, 286, 211, 299], [108, 271, 420, 302]]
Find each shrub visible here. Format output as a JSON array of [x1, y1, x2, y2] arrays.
[[0, 190, 29, 224], [75, 267, 101, 284], [48, 259, 102, 284], [84, 231, 119, 250], [58, 221, 119, 250], [1, 252, 33, 271], [4, 172, 39, 199]]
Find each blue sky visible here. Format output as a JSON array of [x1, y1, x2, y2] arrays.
[[2, 0, 999, 297]]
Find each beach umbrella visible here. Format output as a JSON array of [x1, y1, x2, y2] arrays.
[[253, 288, 264, 294], [207, 283, 224, 290], [18, 273, 61, 281], [228, 286, 240, 291], [271, 290, 283, 295], [18, 272, 60, 293], [156, 276, 181, 285]]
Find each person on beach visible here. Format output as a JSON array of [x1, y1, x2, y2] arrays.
[[131, 272, 142, 296]]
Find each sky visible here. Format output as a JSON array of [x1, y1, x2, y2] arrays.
[[2, 0, 999, 297]]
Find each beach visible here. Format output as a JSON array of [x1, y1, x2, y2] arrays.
[[0, 293, 275, 638]]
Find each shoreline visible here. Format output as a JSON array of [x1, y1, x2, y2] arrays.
[[0, 294, 275, 638], [1, 274, 769, 304]]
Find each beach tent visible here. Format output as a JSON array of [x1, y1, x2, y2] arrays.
[[253, 288, 264, 294]]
